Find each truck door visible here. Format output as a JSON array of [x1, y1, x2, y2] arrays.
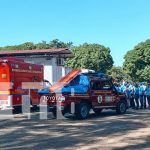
[[91, 80, 104, 108], [100, 80, 116, 106], [91, 80, 116, 108]]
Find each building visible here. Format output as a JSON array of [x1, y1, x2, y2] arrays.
[[0, 48, 73, 83]]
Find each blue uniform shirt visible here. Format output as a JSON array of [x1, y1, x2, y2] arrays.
[[139, 85, 144, 95], [143, 85, 146, 95], [129, 85, 135, 95], [120, 85, 126, 93], [145, 86, 150, 96], [134, 87, 139, 95]]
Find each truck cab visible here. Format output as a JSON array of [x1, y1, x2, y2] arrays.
[[39, 69, 128, 119]]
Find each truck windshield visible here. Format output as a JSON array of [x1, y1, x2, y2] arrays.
[[69, 75, 89, 86]]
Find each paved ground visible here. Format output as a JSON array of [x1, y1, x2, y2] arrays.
[[0, 109, 150, 150]]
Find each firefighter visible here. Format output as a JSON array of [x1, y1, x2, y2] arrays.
[[125, 84, 130, 99], [134, 83, 139, 109], [139, 83, 144, 109], [120, 82, 126, 93], [145, 83, 150, 109], [143, 82, 147, 109], [129, 83, 135, 109]]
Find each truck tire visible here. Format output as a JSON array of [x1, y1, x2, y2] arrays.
[[93, 108, 103, 116], [52, 109, 65, 118], [116, 100, 127, 114], [76, 102, 90, 119], [13, 106, 22, 114], [52, 110, 57, 118]]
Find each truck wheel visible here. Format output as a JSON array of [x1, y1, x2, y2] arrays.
[[31, 105, 39, 111], [93, 108, 103, 116], [52, 109, 65, 118], [13, 106, 22, 114], [52, 110, 56, 118], [116, 100, 127, 114], [76, 102, 90, 119]]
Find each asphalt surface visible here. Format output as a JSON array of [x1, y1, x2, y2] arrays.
[[0, 109, 150, 150]]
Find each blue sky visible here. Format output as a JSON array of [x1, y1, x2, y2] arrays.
[[0, 0, 150, 66]]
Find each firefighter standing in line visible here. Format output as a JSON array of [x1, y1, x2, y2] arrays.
[[129, 83, 135, 109], [134, 83, 139, 109], [145, 83, 150, 109], [143, 83, 147, 109], [120, 82, 126, 93], [139, 83, 145, 109]]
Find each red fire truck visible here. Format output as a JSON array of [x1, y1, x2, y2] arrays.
[[0, 57, 44, 110], [39, 69, 128, 119]]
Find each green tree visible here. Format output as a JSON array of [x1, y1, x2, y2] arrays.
[[35, 41, 49, 49], [65, 43, 114, 73], [0, 39, 73, 50], [107, 66, 130, 82], [49, 39, 73, 48], [123, 39, 150, 82], [21, 42, 36, 50]]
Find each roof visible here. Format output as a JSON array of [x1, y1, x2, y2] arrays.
[[0, 57, 25, 62], [0, 48, 72, 57]]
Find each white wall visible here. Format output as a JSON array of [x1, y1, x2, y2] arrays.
[[52, 66, 63, 83], [44, 65, 53, 83], [45, 66, 72, 84]]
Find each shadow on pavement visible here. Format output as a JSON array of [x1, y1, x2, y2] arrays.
[[0, 109, 150, 150]]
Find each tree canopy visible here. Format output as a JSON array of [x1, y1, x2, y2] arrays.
[[0, 39, 73, 50], [107, 66, 130, 82], [65, 43, 114, 73], [123, 39, 150, 82]]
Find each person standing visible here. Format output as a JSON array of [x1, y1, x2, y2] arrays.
[[139, 83, 144, 109], [120, 82, 126, 93], [129, 83, 135, 109], [143, 83, 147, 109], [134, 83, 139, 109], [125, 84, 130, 100], [145, 83, 150, 109]]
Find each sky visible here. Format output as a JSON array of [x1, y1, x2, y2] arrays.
[[0, 0, 150, 66]]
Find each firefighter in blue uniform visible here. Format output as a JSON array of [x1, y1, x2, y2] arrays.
[[129, 83, 135, 109], [143, 82, 147, 109], [134, 83, 139, 109], [145, 83, 150, 109], [139, 83, 146, 109]]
